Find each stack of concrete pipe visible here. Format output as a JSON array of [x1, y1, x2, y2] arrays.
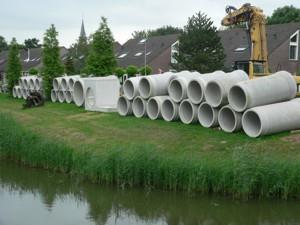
[[118, 70, 300, 138], [12, 76, 43, 99], [51, 75, 80, 103]]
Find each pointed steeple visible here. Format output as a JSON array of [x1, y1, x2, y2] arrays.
[[80, 19, 86, 39]]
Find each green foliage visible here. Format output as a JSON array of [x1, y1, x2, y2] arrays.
[[126, 65, 138, 77], [132, 25, 183, 38], [64, 55, 75, 75], [267, 5, 300, 25], [84, 17, 116, 76], [29, 68, 39, 75], [114, 67, 126, 77], [6, 38, 22, 94], [0, 36, 8, 52], [69, 36, 89, 74], [24, 38, 41, 49], [173, 12, 225, 73], [139, 65, 152, 75], [41, 24, 64, 99]]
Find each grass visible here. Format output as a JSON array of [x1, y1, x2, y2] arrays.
[[0, 94, 300, 199]]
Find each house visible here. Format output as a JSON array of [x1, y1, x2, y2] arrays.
[[219, 22, 300, 74], [116, 34, 179, 74]]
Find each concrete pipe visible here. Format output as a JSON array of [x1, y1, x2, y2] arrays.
[[19, 78, 24, 89], [34, 77, 43, 90], [161, 97, 179, 122], [51, 90, 57, 102], [57, 90, 65, 103], [205, 70, 249, 108], [242, 99, 300, 138], [61, 77, 69, 91], [168, 72, 201, 103], [12, 86, 18, 98], [65, 91, 73, 104], [16, 86, 22, 99], [68, 76, 80, 91], [187, 71, 226, 104], [117, 96, 133, 116], [123, 76, 143, 100], [23, 77, 30, 90], [29, 76, 36, 90], [146, 96, 169, 120], [198, 102, 219, 128], [228, 71, 297, 112], [218, 105, 242, 133], [179, 99, 198, 124], [22, 89, 30, 99], [132, 96, 147, 118], [53, 77, 63, 91], [73, 79, 85, 107]]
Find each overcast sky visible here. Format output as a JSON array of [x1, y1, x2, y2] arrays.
[[1, 0, 299, 47]]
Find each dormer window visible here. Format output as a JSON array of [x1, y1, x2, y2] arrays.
[[289, 30, 299, 60], [171, 41, 179, 64]]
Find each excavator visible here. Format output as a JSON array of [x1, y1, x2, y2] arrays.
[[221, 3, 300, 90]]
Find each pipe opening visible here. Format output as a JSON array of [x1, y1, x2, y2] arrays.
[[29, 79, 35, 89], [205, 82, 222, 107], [51, 90, 57, 102], [198, 103, 215, 127], [242, 111, 262, 138], [65, 91, 73, 104], [86, 87, 95, 106], [169, 79, 183, 102], [53, 79, 60, 90], [229, 86, 247, 112], [133, 97, 146, 118], [162, 99, 175, 121], [117, 97, 130, 116], [35, 79, 41, 89], [58, 91, 65, 103], [139, 78, 151, 99], [61, 78, 68, 90], [147, 99, 159, 120], [69, 79, 75, 90], [219, 107, 236, 132], [179, 101, 194, 124], [123, 80, 135, 99], [73, 81, 84, 106], [187, 80, 203, 104]]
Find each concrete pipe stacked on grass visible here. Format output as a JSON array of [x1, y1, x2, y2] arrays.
[[179, 99, 198, 124], [161, 97, 179, 122], [123, 76, 143, 100], [147, 96, 169, 120], [51, 90, 58, 102], [12, 76, 43, 99], [117, 96, 133, 116], [198, 102, 219, 128], [218, 105, 242, 133], [132, 96, 147, 118], [52, 76, 80, 103], [65, 91, 73, 104]]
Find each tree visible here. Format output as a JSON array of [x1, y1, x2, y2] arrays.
[[24, 38, 42, 49], [139, 65, 152, 75], [29, 68, 39, 75], [126, 65, 138, 77], [0, 36, 8, 52], [114, 67, 126, 78], [132, 25, 183, 38], [173, 12, 225, 73], [41, 24, 64, 99], [64, 55, 75, 75], [6, 38, 22, 94], [267, 5, 300, 25], [69, 36, 89, 74], [84, 17, 116, 76]]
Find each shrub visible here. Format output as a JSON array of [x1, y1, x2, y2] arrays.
[[139, 65, 152, 75], [29, 68, 39, 75], [126, 65, 138, 77], [115, 67, 126, 77]]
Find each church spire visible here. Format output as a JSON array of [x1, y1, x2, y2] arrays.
[[80, 19, 86, 39]]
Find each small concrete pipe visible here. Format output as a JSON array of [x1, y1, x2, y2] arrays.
[[73, 79, 85, 107], [132, 96, 147, 118], [117, 96, 133, 116], [198, 102, 219, 128], [168, 72, 201, 103], [57, 90, 65, 103], [23, 77, 30, 89], [218, 105, 242, 133], [19, 78, 25, 89], [65, 91, 73, 104], [161, 97, 179, 122], [205, 70, 249, 108], [34, 77, 43, 90], [242, 99, 300, 138], [22, 90, 30, 99], [123, 76, 143, 100], [228, 71, 297, 112], [68, 76, 80, 91], [12, 86, 18, 98], [29, 77, 36, 90], [61, 77, 69, 91], [179, 99, 198, 124], [187, 71, 226, 104], [17, 86, 22, 98], [53, 77, 63, 91], [51, 90, 57, 102], [147, 96, 169, 120]]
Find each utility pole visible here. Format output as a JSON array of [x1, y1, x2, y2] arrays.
[[144, 34, 148, 76]]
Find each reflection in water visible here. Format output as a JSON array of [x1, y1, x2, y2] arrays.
[[0, 161, 299, 225]]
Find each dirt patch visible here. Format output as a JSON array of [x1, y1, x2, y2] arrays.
[[281, 133, 300, 144]]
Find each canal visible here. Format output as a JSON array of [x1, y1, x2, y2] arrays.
[[0, 161, 299, 225]]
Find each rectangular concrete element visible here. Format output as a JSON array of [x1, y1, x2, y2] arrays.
[[84, 76, 121, 112]]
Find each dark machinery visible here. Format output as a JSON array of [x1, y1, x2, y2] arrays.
[[23, 91, 45, 109]]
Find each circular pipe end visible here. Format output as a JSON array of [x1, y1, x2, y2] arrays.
[[228, 85, 247, 112], [132, 96, 146, 118], [161, 98, 178, 122], [139, 77, 152, 99], [187, 79, 204, 104], [205, 81, 223, 107], [242, 110, 262, 138], [117, 96, 132, 116], [198, 102, 218, 128], [147, 98, 160, 120], [218, 106, 240, 133], [179, 100, 197, 124], [123, 79, 136, 100], [73, 81, 84, 107]]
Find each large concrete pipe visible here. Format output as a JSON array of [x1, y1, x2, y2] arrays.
[[197, 102, 219, 128], [187, 71, 226, 104], [242, 99, 300, 138], [68, 75, 80, 91], [132, 96, 147, 118], [168, 72, 201, 103], [53, 77, 63, 91], [218, 105, 242, 133], [65, 91, 73, 104], [51, 90, 57, 102], [57, 90, 65, 103], [12, 86, 18, 98], [117, 96, 133, 116], [179, 99, 198, 124], [146, 96, 169, 120], [139, 72, 176, 99], [161, 97, 179, 122], [73, 79, 85, 106], [205, 70, 248, 108], [123, 76, 143, 100], [228, 71, 297, 112]]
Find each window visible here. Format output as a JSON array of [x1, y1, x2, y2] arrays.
[[171, 41, 179, 64], [134, 52, 143, 57], [289, 30, 299, 60], [146, 51, 152, 56], [234, 47, 247, 52], [118, 53, 128, 58], [139, 39, 147, 44]]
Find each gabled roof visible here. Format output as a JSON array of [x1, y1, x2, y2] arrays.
[[116, 34, 179, 68], [219, 22, 300, 67]]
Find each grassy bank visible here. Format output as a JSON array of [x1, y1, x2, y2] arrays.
[[1, 94, 300, 199]]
